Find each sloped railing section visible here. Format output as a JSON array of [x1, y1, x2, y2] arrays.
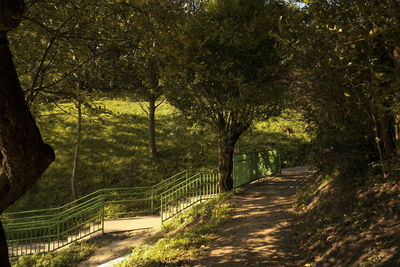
[[160, 171, 220, 223], [1, 170, 192, 258]]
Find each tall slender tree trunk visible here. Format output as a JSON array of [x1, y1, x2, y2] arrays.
[[394, 114, 400, 156], [389, 0, 400, 156], [148, 95, 157, 159], [392, 46, 400, 157], [71, 99, 82, 199], [0, 2, 55, 263], [379, 113, 394, 159]]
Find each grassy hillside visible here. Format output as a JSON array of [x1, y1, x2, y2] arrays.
[[8, 98, 219, 212], [7, 99, 310, 212], [238, 110, 312, 167]]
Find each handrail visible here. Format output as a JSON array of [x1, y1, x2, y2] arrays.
[[2, 170, 190, 218], [2, 170, 192, 258]]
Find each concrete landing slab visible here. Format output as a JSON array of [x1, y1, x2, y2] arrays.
[[104, 216, 161, 233]]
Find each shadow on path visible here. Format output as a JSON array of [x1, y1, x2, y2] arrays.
[[193, 166, 313, 266]]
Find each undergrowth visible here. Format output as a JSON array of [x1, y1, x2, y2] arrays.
[[294, 172, 400, 266], [118, 193, 232, 267], [12, 241, 97, 267]]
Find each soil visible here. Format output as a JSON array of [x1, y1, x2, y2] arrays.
[[193, 166, 313, 266]]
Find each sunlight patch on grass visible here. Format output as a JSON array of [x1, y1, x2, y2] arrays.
[[118, 194, 232, 267]]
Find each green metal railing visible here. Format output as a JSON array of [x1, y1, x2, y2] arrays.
[[160, 171, 220, 223], [1, 170, 192, 258], [232, 150, 281, 187], [2, 149, 281, 258]]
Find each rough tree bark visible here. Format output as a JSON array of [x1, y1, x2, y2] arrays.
[[0, 1, 55, 265], [217, 112, 250, 192], [218, 136, 236, 192]]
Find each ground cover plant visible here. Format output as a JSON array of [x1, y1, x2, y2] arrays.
[[294, 172, 400, 266], [12, 241, 97, 267], [118, 193, 232, 267]]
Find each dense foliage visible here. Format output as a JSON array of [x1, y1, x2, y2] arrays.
[[165, 0, 292, 191], [292, 0, 400, 182]]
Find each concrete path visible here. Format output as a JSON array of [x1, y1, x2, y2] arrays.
[[78, 216, 161, 266], [78, 229, 156, 267], [7, 215, 161, 258], [104, 216, 161, 233]]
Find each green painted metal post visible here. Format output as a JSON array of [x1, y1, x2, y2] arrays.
[[101, 194, 105, 235], [57, 216, 60, 248], [151, 188, 154, 213], [160, 195, 164, 223]]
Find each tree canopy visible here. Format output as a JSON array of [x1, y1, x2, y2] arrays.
[[165, 0, 291, 191]]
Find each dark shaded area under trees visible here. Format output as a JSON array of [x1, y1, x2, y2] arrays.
[[0, 0, 55, 265]]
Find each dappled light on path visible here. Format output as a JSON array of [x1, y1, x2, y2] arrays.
[[194, 166, 313, 266]]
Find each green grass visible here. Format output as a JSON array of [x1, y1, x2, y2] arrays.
[[8, 97, 218, 211], [117, 193, 232, 267], [238, 109, 312, 167], [12, 241, 97, 267], [7, 100, 310, 212]]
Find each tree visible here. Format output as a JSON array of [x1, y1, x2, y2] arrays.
[[166, 0, 289, 191], [107, 0, 184, 159], [8, 0, 121, 106], [8, 0, 129, 199], [294, 0, 400, 178], [0, 0, 55, 265]]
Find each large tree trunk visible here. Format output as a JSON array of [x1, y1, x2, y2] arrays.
[[0, 2, 55, 264], [218, 137, 236, 192], [217, 111, 251, 192], [0, 220, 10, 267], [148, 95, 158, 159], [71, 99, 82, 199]]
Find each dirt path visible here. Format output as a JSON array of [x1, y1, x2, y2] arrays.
[[194, 166, 312, 266]]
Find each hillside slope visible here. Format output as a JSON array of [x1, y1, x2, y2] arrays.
[[295, 173, 400, 266]]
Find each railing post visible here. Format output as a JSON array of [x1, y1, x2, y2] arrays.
[[57, 216, 60, 249], [151, 188, 154, 213], [47, 226, 51, 252], [101, 193, 105, 235], [160, 194, 164, 223]]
